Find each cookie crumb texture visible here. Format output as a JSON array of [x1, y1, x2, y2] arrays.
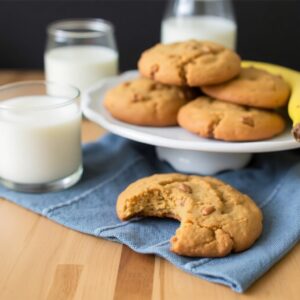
[[117, 173, 263, 257], [202, 67, 291, 109], [178, 97, 286, 141], [104, 77, 196, 126], [138, 40, 241, 86]]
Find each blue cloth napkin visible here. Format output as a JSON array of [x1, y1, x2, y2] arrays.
[[2, 134, 300, 293]]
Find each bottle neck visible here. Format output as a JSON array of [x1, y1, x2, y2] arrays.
[[164, 0, 235, 21]]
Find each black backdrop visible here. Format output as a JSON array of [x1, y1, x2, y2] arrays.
[[0, 0, 300, 71]]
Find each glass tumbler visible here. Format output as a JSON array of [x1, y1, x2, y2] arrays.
[[0, 81, 82, 193], [45, 18, 118, 93], [161, 0, 237, 49]]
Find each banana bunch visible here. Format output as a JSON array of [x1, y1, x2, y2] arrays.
[[242, 61, 300, 142]]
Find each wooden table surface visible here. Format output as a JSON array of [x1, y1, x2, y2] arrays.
[[0, 70, 299, 300]]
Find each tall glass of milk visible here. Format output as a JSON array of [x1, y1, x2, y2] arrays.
[[45, 19, 118, 93], [161, 0, 237, 49], [0, 81, 82, 193]]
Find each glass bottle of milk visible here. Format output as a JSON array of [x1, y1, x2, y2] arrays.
[[161, 0, 237, 49], [45, 19, 118, 93]]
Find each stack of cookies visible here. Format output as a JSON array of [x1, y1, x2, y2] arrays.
[[104, 40, 290, 142]]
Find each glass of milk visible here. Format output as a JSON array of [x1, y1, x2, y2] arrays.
[[45, 19, 118, 93], [0, 81, 82, 193], [161, 0, 237, 49]]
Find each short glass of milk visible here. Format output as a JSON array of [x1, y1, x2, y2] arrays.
[[0, 81, 82, 193], [45, 19, 118, 93], [161, 0, 237, 49]]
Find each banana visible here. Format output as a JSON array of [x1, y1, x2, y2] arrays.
[[242, 61, 300, 142]]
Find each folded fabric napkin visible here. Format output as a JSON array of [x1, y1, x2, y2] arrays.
[[2, 134, 300, 293]]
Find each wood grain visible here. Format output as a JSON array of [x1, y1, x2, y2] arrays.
[[114, 246, 155, 300], [0, 71, 299, 300], [47, 264, 83, 300]]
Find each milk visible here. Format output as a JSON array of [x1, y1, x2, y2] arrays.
[[0, 96, 81, 184], [45, 45, 118, 92], [161, 16, 237, 49]]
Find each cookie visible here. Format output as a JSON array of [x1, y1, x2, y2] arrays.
[[104, 77, 196, 126], [177, 97, 286, 141], [138, 40, 241, 87], [202, 67, 290, 109], [117, 173, 263, 257]]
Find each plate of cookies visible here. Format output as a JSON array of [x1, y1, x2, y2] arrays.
[[82, 40, 300, 174]]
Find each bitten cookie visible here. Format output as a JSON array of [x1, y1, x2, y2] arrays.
[[177, 97, 286, 141], [104, 77, 196, 126], [138, 40, 241, 87], [117, 173, 263, 257], [202, 67, 290, 109]]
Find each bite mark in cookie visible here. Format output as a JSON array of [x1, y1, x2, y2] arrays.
[[117, 173, 263, 257]]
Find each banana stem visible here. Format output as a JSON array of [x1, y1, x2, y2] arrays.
[[292, 123, 300, 142]]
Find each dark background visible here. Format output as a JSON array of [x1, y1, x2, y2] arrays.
[[0, 0, 300, 71]]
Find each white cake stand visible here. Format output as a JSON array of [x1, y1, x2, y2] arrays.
[[82, 69, 300, 175]]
